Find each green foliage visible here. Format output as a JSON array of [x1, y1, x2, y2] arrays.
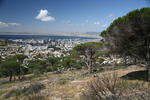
[[100, 7, 150, 80], [73, 42, 103, 55], [101, 7, 150, 37], [61, 56, 81, 69], [101, 7, 150, 58], [0, 54, 28, 81], [28, 56, 61, 74], [28, 60, 47, 74], [0, 56, 21, 81], [14, 54, 27, 63], [46, 56, 60, 71], [0, 39, 8, 46], [73, 42, 104, 73]]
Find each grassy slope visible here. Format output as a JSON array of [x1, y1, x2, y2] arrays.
[[0, 65, 148, 100]]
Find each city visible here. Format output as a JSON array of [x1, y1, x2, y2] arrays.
[[0, 38, 99, 60]]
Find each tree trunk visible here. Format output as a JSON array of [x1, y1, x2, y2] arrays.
[[18, 75, 21, 80], [18, 66, 21, 80], [89, 59, 94, 73], [9, 75, 12, 82], [9, 71, 12, 82], [87, 64, 91, 73], [134, 58, 137, 65]]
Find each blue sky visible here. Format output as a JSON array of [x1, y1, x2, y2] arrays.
[[0, 0, 149, 34]]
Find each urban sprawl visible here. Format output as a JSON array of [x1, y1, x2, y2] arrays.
[[0, 38, 99, 60]]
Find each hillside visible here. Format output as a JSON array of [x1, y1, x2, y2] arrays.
[[0, 65, 148, 100]]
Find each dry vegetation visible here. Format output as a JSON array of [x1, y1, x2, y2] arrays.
[[0, 65, 149, 100], [0, 69, 89, 100], [80, 73, 150, 100]]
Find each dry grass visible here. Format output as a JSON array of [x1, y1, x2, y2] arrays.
[[80, 72, 150, 100], [0, 69, 89, 100], [0, 65, 148, 100]]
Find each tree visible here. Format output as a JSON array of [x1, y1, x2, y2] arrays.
[[27, 56, 61, 74], [73, 42, 103, 73], [0, 56, 21, 81], [14, 54, 27, 63], [47, 56, 60, 72], [28, 60, 46, 74], [14, 54, 28, 79], [0, 39, 8, 46], [61, 56, 81, 69], [100, 8, 150, 81]]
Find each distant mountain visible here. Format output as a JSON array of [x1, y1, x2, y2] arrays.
[[0, 32, 33, 35], [84, 32, 100, 35]]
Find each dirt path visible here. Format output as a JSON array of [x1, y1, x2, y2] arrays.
[[70, 65, 145, 85]]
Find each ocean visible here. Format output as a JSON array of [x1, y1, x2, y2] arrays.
[[0, 35, 98, 40]]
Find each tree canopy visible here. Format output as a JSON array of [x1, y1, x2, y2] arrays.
[[0, 56, 21, 81], [100, 7, 150, 81], [73, 42, 103, 73]]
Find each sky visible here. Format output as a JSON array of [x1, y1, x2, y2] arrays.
[[0, 0, 149, 34]]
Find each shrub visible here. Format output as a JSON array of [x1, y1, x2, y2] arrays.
[[80, 72, 150, 100], [81, 73, 124, 100]]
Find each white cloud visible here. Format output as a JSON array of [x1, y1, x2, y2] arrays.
[[36, 9, 55, 22], [0, 22, 8, 27], [94, 21, 100, 25], [0, 21, 20, 28], [8, 23, 20, 26]]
